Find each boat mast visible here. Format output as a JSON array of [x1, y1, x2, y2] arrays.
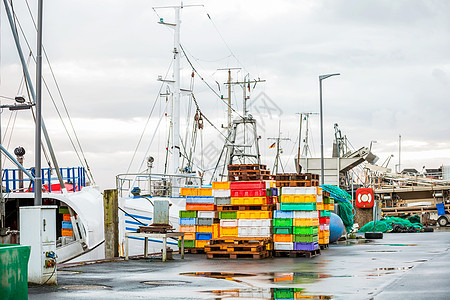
[[171, 6, 181, 177], [35, 0, 43, 205]]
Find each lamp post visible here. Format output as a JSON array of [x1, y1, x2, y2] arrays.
[[319, 73, 340, 185]]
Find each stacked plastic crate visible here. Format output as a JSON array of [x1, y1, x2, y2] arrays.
[[318, 191, 334, 248], [59, 206, 73, 238], [273, 173, 321, 257], [179, 187, 217, 252]]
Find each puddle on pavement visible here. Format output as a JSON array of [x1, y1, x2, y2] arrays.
[[378, 244, 418, 246], [180, 272, 256, 283], [60, 284, 111, 290], [366, 250, 399, 253], [202, 287, 332, 299], [367, 266, 413, 277], [58, 270, 83, 275], [141, 280, 190, 286]]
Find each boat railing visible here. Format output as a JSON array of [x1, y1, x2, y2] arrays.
[[116, 172, 203, 198], [1, 167, 86, 193]]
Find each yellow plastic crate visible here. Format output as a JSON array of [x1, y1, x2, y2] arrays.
[[219, 226, 238, 237], [273, 234, 293, 243], [180, 187, 198, 196], [179, 225, 196, 233], [196, 225, 213, 233], [280, 195, 316, 203], [212, 181, 230, 190], [195, 240, 209, 248], [293, 218, 319, 227], [237, 210, 272, 219], [323, 203, 335, 211], [212, 223, 220, 239], [198, 188, 212, 196], [319, 230, 330, 238], [294, 291, 317, 299], [231, 197, 266, 205], [319, 237, 329, 244]]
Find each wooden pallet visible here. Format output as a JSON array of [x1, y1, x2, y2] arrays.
[[206, 250, 270, 259], [209, 237, 272, 246], [322, 190, 330, 197], [274, 249, 321, 258], [216, 204, 275, 211], [229, 174, 272, 181], [228, 164, 267, 171], [275, 180, 319, 187], [185, 247, 206, 254], [205, 244, 265, 252], [319, 244, 329, 250], [275, 173, 319, 181]]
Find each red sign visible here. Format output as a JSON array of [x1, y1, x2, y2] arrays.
[[356, 188, 374, 208]]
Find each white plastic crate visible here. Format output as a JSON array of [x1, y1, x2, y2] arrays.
[[197, 211, 217, 219], [238, 226, 271, 237], [293, 210, 319, 219], [316, 195, 323, 203], [239, 288, 272, 298], [282, 186, 318, 195], [238, 219, 271, 227], [220, 219, 238, 227], [213, 189, 231, 197], [274, 242, 293, 250], [320, 224, 330, 231]]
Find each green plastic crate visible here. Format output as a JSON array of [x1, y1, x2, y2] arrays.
[[280, 202, 316, 211], [293, 234, 319, 243], [273, 288, 294, 299], [219, 211, 237, 219], [320, 210, 331, 217], [323, 197, 334, 204], [179, 210, 197, 218], [59, 206, 69, 214], [273, 218, 293, 227], [179, 239, 196, 248], [273, 227, 293, 235], [293, 226, 318, 235]]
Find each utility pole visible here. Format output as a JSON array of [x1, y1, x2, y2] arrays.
[[268, 121, 290, 174]]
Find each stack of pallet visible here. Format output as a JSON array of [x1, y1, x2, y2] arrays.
[[228, 164, 272, 181], [318, 192, 334, 248], [178, 187, 219, 252], [273, 173, 321, 258]]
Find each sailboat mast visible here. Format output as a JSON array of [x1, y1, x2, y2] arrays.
[[171, 6, 181, 176], [34, 0, 43, 205]]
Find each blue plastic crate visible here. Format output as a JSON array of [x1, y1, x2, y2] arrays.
[[274, 210, 293, 219], [186, 196, 215, 204], [61, 221, 72, 229], [179, 218, 196, 226], [437, 203, 446, 216], [195, 232, 212, 240]]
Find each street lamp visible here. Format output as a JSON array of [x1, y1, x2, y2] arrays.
[[319, 73, 340, 185]]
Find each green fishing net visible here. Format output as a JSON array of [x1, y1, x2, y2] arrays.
[[358, 216, 423, 233], [320, 185, 354, 233]]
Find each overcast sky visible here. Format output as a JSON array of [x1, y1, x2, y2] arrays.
[[0, 0, 449, 189]]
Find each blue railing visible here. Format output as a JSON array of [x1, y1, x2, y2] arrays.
[[2, 167, 86, 193]]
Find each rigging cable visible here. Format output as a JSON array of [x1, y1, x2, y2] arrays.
[[23, 0, 95, 184]]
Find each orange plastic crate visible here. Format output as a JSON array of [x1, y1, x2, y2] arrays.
[[196, 225, 213, 233], [182, 232, 196, 240], [186, 203, 215, 211], [198, 188, 213, 196], [219, 226, 238, 237], [195, 240, 210, 248], [319, 230, 330, 239], [212, 181, 230, 190], [61, 229, 73, 236], [273, 234, 293, 243], [62, 214, 71, 221], [180, 187, 198, 196], [316, 203, 324, 211], [179, 225, 196, 233], [319, 237, 329, 244]]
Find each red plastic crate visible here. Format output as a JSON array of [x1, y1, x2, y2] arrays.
[[319, 217, 330, 224], [230, 189, 267, 197], [185, 203, 215, 211], [230, 181, 266, 190]]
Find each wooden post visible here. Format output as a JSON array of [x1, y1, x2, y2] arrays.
[[104, 189, 119, 258]]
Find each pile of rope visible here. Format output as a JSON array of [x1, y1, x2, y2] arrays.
[[320, 185, 354, 233]]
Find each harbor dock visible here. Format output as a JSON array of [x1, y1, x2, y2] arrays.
[[29, 228, 450, 299]]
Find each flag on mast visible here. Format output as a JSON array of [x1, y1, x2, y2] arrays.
[[269, 142, 276, 149]]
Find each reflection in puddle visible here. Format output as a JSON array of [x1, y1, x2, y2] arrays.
[[368, 266, 413, 277], [204, 287, 332, 299], [60, 285, 111, 290], [180, 272, 255, 283], [141, 280, 190, 286]]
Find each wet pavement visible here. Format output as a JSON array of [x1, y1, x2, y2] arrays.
[[29, 228, 450, 299]]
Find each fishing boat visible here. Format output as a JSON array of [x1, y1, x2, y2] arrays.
[[0, 0, 104, 263]]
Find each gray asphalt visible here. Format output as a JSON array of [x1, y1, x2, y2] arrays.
[[29, 227, 450, 299]]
